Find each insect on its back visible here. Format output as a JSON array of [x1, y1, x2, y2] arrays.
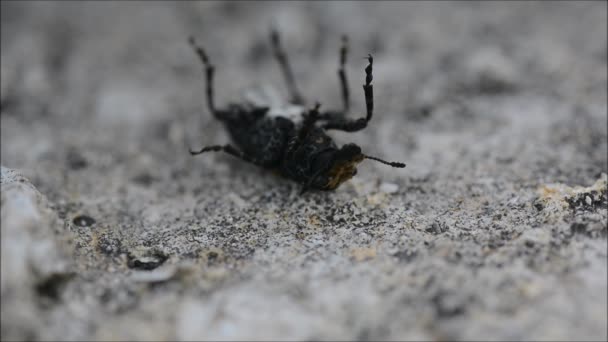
[[188, 30, 405, 194]]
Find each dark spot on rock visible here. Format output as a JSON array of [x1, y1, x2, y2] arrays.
[[525, 240, 535, 248], [474, 73, 516, 95], [426, 221, 448, 235], [73, 215, 95, 227], [99, 288, 112, 304], [570, 222, 587, 236], [405, 103, 434, 122], [431, 291, 466, 318], [132, 172, 156, 186], [127, 250, 168, 270], [204, 249, 226, 266], [207, 251, 218, 260], [533, 201, 544, 211], [66, 149, 87, 170], [97, 234, 123, 256], [35, 272, 74, 302], [392, 249, 417, 263]]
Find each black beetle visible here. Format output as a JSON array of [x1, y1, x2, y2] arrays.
[[188, 30, 405, 194]]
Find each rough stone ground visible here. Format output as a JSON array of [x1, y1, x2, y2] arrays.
[[1, 1, 607, 341]]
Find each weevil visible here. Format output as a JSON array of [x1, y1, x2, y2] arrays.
[[188, 30, 405, 194]]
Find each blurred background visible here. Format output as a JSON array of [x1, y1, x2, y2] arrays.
[[1, 1, 606, 341], [2, 1, 606, 174]]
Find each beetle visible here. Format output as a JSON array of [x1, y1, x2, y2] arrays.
[[188, 30, 405, 194]]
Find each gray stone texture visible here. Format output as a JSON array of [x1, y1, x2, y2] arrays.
[[1, 1, 607, 341]]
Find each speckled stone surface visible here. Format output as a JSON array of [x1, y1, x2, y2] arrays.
[[1, 2, 607, 340]]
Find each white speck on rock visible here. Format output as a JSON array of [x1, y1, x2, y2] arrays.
[[380, 182, 399, 194]]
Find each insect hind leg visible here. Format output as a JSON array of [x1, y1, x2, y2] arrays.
[[189, 144, 264, 167], [189, 36, 227, 120], [338, 35, 351, 114], [270, 29, 305, 105]]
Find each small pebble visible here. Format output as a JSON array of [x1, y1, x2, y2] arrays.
[[127, 248, 168, 270], [73, 215, 96, 227], [131, 266, 176, 283]]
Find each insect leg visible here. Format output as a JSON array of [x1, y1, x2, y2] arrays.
[[297, 103, 321, 142], [189, 144, 263, 166], [321, 54, 374, 132], [284, 103, 321, 157], [338, 35, 351, 114], [362, 54, 374, 123], [270, 29, 305, 105], [188, 37, 223, 120]]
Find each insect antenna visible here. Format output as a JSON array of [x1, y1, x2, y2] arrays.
[[363, 154, 406, 168]]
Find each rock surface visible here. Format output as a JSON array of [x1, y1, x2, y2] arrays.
[[1, 2, 607, 341]]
